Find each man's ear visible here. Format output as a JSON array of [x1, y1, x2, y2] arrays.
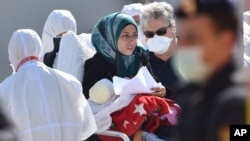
[[172, 27, 177, 34], [172, 27, 177, 38], [219, 31, 236, 50]]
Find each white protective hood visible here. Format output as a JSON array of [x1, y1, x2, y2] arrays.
[[42, 10, 77, 53], [121, 3, 144, 17], [56, 31, 95, 82], [244, 11, 250, 69], [8, 29, 43, 71], [0, 29, 96, 141]]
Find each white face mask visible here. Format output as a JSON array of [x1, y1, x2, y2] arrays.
[[173, 47, 212, 83], [146, 35, 172, 54]]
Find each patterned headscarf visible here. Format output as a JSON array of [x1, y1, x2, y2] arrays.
[[91, 12, 145, 77]]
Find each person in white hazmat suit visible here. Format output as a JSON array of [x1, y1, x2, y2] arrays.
[[42, 10, 95, 82], [42, 10, 77, 68], [0, 29, 96, 141]]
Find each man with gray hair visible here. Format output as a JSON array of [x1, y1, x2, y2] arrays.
[[139, 2, 179, 140], [140, 2, 179, 100]]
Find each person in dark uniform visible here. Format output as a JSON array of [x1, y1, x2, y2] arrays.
[[173, 0, 247, 141], [140, 2, 179, 99]]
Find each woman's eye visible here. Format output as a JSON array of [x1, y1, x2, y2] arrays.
[[120, 33, 138, 40], [133, 34, 138, 38], [125, 34, 130, 38]]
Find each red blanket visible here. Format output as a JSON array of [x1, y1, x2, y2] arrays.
[[99, 94, 181, 141]]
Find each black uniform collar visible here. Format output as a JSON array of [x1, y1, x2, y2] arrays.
[[203, 60, 236, 96]]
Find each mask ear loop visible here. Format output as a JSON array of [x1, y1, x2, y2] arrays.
[[171, 27, 177, 37], [172, 27, 178, 42]]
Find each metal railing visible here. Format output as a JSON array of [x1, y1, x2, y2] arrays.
[[96, 130, 130, 141]]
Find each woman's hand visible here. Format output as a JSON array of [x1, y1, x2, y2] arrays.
[[151, 86, 166, 98]]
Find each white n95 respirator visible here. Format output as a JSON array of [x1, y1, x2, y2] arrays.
[[146, 35, 172, 54]]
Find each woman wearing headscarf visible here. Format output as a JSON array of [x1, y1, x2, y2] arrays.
[[83, 12, 166, 99], [42, 10, 77, 68], [0, 29, 96, 141], [83, 13, 175, 141]]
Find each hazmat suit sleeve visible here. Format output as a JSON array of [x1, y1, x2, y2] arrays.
[[56, 31, 95, 82]]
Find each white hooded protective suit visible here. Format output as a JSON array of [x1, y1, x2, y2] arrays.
[[121, 3, 144, 18], [55, 31, 95, 82], [42, 10, 77, 67], [0, 29, 96, 141], [244, 11, 250, 69]]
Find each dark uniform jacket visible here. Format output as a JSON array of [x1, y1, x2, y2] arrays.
[[176, 61, 247, 141]]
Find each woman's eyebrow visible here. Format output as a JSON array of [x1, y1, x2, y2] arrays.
[[121, 31, 130, 34], [121, 31, 137, 33]]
